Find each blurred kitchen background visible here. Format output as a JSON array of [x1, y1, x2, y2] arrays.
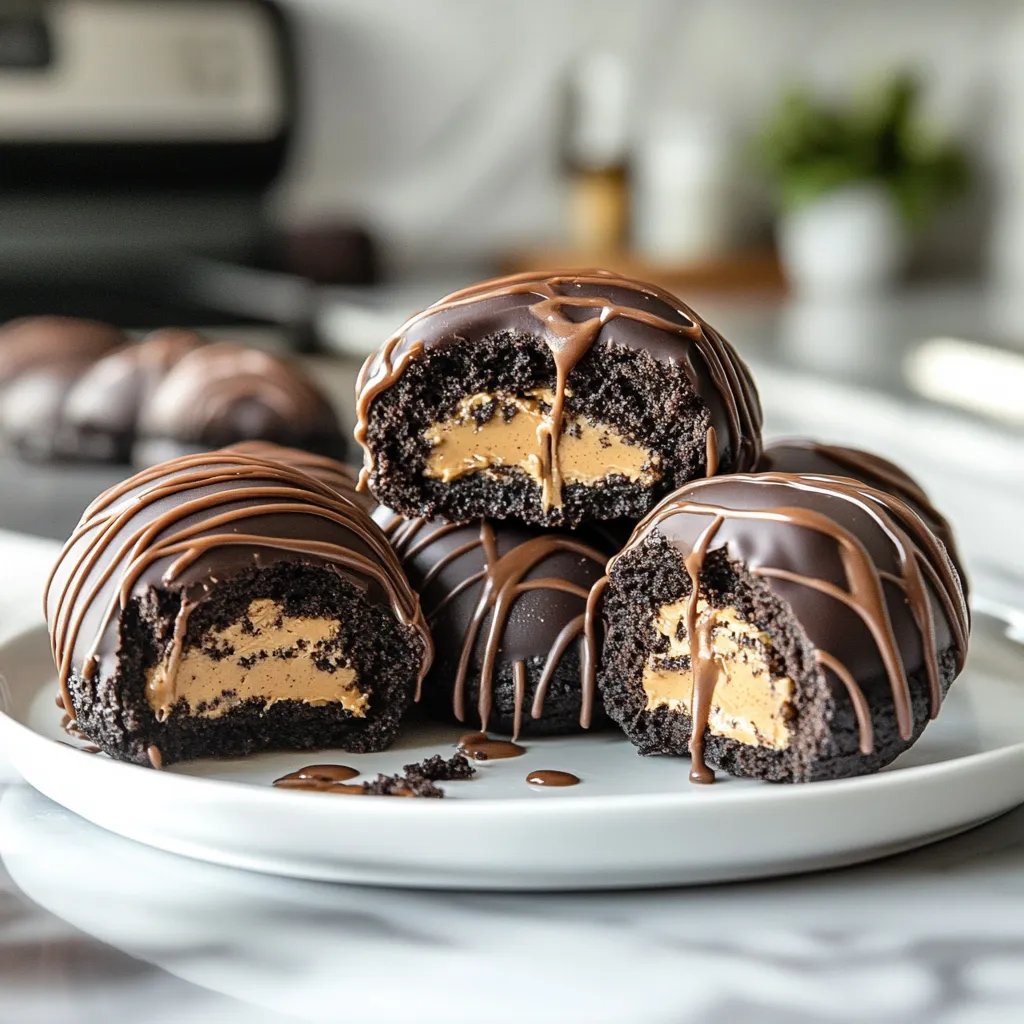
[[1, 0, 1023, 605]]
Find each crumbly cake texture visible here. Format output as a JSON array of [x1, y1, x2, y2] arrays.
[[362, 773, 445, 798], [403, 753, 476, 781], [65, 561, 424, 767], [599, 531, 958, 783], [363, 334, 714, 527]]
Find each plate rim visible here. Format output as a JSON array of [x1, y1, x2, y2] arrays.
[[3, 621, 1024, 817]]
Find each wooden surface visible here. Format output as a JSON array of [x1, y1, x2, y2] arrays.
[[502, 249, 787, 296]]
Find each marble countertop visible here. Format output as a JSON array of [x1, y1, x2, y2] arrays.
[[3, 285, 1024, 1022]]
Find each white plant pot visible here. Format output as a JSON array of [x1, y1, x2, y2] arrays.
[[777, 184, 907, 295]]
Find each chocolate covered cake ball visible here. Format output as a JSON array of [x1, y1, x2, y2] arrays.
[[598, 473, 969, 784], [0, 316, 127, 459], [356, 269, 762, 528], [759, 439, 968, 594], [374, 508, 615, 737], [134, 342, 346, 467], [61, 329, 206, 462], [46, 450, 431, 767]]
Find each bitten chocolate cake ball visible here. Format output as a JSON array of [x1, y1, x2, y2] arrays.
[[46, 450, 431, 767], [374, 508, 613, 737], [0, 316, 127, 459], [61, 329, 206, 462], [759, 438, 968, 594], [134, 342, 346, 468], [225, 441, 373, 510], [356, 269, 762, 528], [598, 473, 969, 783]]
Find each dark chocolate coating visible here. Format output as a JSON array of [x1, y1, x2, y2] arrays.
[[134, 342, 346, 466], [374, 507, 616, 736], [62, 329, 206, 461], [224, 441, 372, 510], [635, 474, 964, 688], [759, 439, 968, 594]]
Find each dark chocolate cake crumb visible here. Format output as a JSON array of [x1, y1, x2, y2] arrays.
[[362, 773, 445, 798], [403, 753, 475, 781]]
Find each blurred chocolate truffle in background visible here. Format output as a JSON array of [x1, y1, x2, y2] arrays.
[[62, 329, 207, 462], [133, 342, 347, 468], [0, 316, 127, 460]]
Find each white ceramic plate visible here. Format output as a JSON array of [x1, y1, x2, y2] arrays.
[[1, 618, 1023, 890]]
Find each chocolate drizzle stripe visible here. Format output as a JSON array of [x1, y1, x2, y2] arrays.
[[512, 660, 527, 739], [533, 613, 586, 718], [429, 570, 487, 619], [683, 515, 725, 784], [816, 651, 874, 755], [355, 269, 762, 506], [705, 426, 719, 477], [597, 471, 969, 783], [45, 452, 432, 715], [755, 564, 912, 736]]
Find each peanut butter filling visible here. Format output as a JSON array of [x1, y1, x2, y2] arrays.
[[643, 598, 794, 750], [146, 598, 366, 722], [422, 389, 659, 494]]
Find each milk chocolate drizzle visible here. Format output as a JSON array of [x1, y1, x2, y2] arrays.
[[355, 269, 761, 508], [760, 439, 967, 594], [526, 769, 580, 787], [458, 732, 526, 760], [705, 427, 719, 478], [45, 452, 432, 722], [225, 441, 366, 506], [273, 764, 360, 790], [383, 516, 607, 735], [601, 472, 969, 783]]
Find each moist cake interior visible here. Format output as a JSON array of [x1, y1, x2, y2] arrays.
[[66, 561, 421, 766], [364, 334, 715, 525]]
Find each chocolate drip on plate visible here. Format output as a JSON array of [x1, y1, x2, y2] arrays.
[[458, 733, 526, 760], [526, 770, 580, 787], [274, 764, 360, 785]]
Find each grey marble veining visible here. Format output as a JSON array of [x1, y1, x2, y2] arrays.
[[1, 781, 1024, 1024]]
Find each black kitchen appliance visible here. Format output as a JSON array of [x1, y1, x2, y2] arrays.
[[0, 0, 372, 340]]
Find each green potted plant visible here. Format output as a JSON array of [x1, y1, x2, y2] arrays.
[[756, 73, 968, 292]]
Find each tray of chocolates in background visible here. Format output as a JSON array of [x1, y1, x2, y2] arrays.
[[0, 268, 1021, 891]]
